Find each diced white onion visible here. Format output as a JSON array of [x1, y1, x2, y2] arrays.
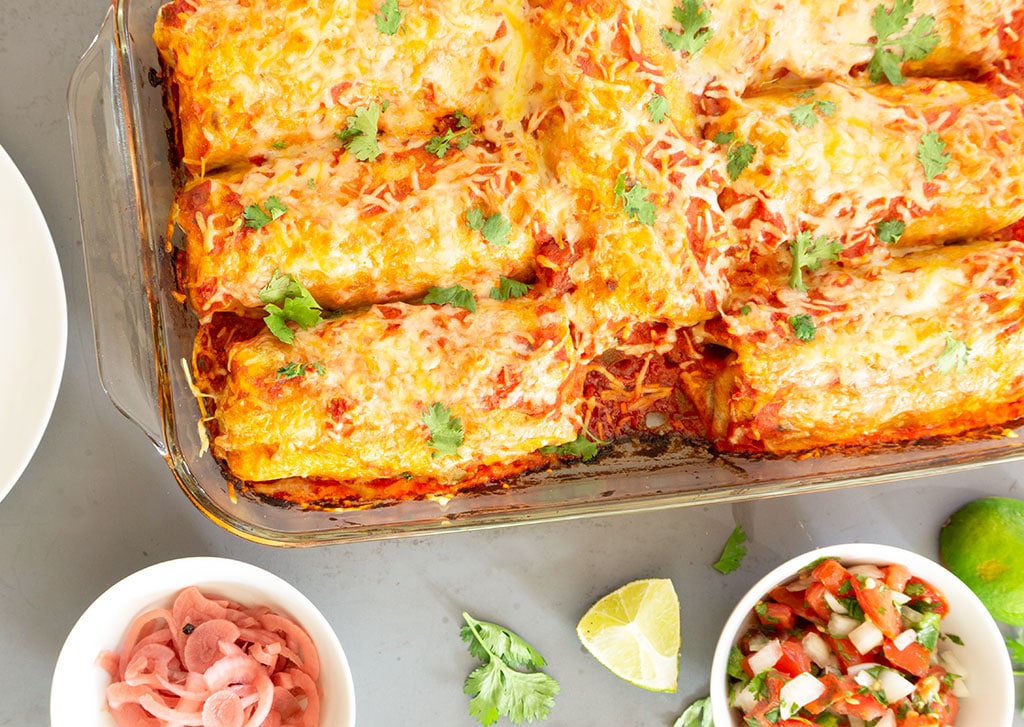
[[854, 669, 877, 689], [847, 662, 881, 676], [939, 650, 970, 697], [785, 576, 814, 592], [747, 638, 782, 675], [849, 620, 884, 654], [901, 606, 924, 624], [644, 411, 667, 429], [747, 632, 770, 652], [892, 628, 917, 651], [875, 710, 897, 727], [828, 613, 861, 638], [891, 590, 911, 605], [802, 631, 837, 670], [779, 673, 825, 719], [824, 591, 848, 614], [879, 668, 916, 703], [849, 564, 886, 580]]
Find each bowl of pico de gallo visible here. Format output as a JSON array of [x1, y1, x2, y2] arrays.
[[710, 543, 1013, 727]]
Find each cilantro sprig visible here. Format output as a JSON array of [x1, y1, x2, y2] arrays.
[[936, 332, 969, 374], [788, 231, 843, 291], [489, 276, 533, 301], [426, 112, 474, 157], [876, 218, 906, 244], [336, 101, 389, 161], [672, 696, 713, 727], [647, 93, 670, 123], [917, 131, 950, 180], [461, 612, 560, 726], [660, 0, 713, 55], [789, 91, 836, 129], [243, 196, 287, 230], [865, 0, 940, 85], [423, 402, 464, 458], [423, 284, 476, 312], [790, 314, 817, 342], [712, 525, 748, 574], [466, 208, 512, 247], [375, 0, 405, 35], [613, 173, 657, 225], [538, 430, 605, 462], [258, 271, 323, 344], [713, 131, 756, 181]]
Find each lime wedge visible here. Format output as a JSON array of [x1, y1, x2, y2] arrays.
[[576, 578, 680, 692]]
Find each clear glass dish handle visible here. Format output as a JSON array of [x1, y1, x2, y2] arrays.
[[67, 4, 165, 450]]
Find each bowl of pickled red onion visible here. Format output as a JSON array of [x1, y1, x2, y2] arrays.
[[710, 543, 1012, 727], [51, 556, 354, 727]]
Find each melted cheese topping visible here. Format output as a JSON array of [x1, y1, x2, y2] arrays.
[[213, 297, 582, 483], [158, 0, 1024, 496], [176, 122, 565, 319], [154, 0, 551, 173]]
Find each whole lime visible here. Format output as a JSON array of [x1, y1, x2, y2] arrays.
[[939, 496, 1024, 626]]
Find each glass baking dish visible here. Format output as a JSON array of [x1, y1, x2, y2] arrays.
[[68, 0, 1024, 546]]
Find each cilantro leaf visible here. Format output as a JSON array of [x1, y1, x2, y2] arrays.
[[276, 361, 327, 379], [425, 128, 473, 157], [866, 1, 940, 85], [613, 173, 657, 225], [917, 130, 950, 180], [336, 101, 388, 161], [672, 696, 714, 727], [713, 132, 756, 180], [790, 313, 817, 342], [788, 231, 843, 291], [489, 276, 533, 301], [258, 271, 323, 344], [936, 332, 969, 374], [423, 402, 464, 458], [453, 110, 473, 129], [423, 284, 477, 312], [876, 217, 906, 244], [712, 525, 748, 574], [466, 208, 512, 247], [660, 0, 713, 55], [461, 612, 559, 726], [647, 93, 670, 123], [375, 0, 405, 35], [538, 430, 605, 462], [789, 103, 819, 128], [243, 196, 288, 230]]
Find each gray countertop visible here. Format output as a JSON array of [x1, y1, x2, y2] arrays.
[[2, 1, 1021, 724]]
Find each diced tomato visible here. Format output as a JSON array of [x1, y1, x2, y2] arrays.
[[811, 558, 852, 596], [934, 692, 959, 725], [774, 638, 812, 677], [830, 689, 888, 720], [824, 634, 874, 670], [899, 713, 941, 727], [768, 586, 819, 623], [883, 638, 931, 678], [851, 575, 902, 638], [905, 577, 950, 616], [777, 721, 813, 727], [885, 563, 912, 592], [756, 601, 796, 631], [804, 582, 831, 621]]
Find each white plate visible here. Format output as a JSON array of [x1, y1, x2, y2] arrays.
[[0, 144, 66, 502]]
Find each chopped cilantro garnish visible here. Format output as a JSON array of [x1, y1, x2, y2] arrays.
[[276, 361, 327, 380], [876, 218, 906, 244], [790, 314, 817, 342], [466, 208, 512, 247], [647, 93, 670, 123], [712, 525, 747, 574], [258, 271, 323, 344], [788, 231, 842, 291], [613, 173, 657, 225], [660, 0, 713, 55], [243, 196, 288, 230], [375, 0, 405, 35], [489, 276, 533, 301], [865, 0, 940, 85], [423, 284, 477, 313], [423, 402, 464, 458], [917, 130, 950, 180], [936, 332, 969, 374], [538, 430, 604, 462], [336, 101, 389, 162]]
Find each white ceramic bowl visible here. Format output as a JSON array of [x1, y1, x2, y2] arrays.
[[710, 543, 1013, 727], [51, 556, 355, 727]]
